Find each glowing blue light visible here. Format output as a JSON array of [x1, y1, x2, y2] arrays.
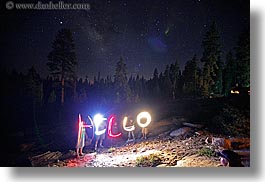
[[93, 113, 107, 135]]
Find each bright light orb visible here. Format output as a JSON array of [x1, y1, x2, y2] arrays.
[[93, 113, 107, 135], [137, 112, 151, 128], [108, 116, 122, 138], [123, 116, 135, 131]]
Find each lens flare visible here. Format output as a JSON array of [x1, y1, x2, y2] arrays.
[[137, 112, 151, 128]]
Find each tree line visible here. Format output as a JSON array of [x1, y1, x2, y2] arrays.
[[1, 22, 249, 130]]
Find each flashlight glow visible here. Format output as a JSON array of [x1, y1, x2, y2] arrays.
[[108, 116, 122, 138], [123, 116, 135, 131], [137, 112, 151, 128], [93, 114, 107, 135]]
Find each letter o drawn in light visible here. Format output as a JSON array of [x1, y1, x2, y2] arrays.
[[137, 112, 151, 128]]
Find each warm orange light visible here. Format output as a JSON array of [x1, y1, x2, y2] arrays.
[[231, 90, 239, 94]]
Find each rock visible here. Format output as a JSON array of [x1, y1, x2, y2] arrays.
[[195, 131, 204, 136], [182, 122, 204, 129], [233, 149, 250, 157], [229, 138, 250, 149], [169, 127, 192, 137], [211, 137, 250, 150], [140, 147, 147, 153], [171, 117, 187, 123], [173, 155, 220, 167], [211, 137, 227, 148], [156, 164, 168, 167], [132, 148, 137, 152], [29, 151, 63, 167]]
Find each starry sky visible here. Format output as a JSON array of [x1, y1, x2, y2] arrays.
[[1, 0, 249, 80]]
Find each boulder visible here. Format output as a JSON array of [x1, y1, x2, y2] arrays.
[[211, 137, 250, 150], [169, 127, 192, 137]]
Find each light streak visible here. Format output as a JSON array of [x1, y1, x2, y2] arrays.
[[77, 114, 91, 148], [88, 115, 94, 141], [77, 114, 82, 147], [137, 112, 151, 128], [107, 116, 122, 138], [123, 116, 135, 131]]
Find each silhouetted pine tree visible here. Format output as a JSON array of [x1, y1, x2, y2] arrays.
[[114, 57, 131, 103], [223, 51, 237, 95], [201, 22, 223, 96], [169, 60, 180, 99], [183, 55, 199, 96], [163, 65, 171, 98], [25, 66, 43, 143], [235, 30, 250, 87], [152, 68, 160, 97], [47, 28, 77, 105]]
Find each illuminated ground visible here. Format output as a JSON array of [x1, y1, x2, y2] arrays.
[[50, 134, 222, 167]]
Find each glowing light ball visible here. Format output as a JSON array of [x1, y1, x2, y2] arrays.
[[93, 114, 107, 135], [123, 116, 135, 131], [137, 112, 151, 128], [108, 116, 122, 138]]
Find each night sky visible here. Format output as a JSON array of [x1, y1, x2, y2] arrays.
[[1, 0, 249, 80]]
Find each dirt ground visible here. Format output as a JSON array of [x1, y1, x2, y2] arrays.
[[31, 129, 249, 167]]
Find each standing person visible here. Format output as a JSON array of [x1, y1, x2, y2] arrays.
[[76, 124, 86, 157], [110, 120, 120, 146], [123, 116, 136, 142], [76, 115, 91, 158], [94, 118, 107, 151], [141, 127, 148, 140], [127, 119, 135, 141]]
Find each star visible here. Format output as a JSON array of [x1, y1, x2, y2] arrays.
[[59, 21, 63, 25]]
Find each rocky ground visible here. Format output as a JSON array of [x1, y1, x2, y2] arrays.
[[29, 123, 250, 167]]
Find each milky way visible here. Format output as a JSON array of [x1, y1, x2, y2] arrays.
[[1, 0, 249, 80]]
